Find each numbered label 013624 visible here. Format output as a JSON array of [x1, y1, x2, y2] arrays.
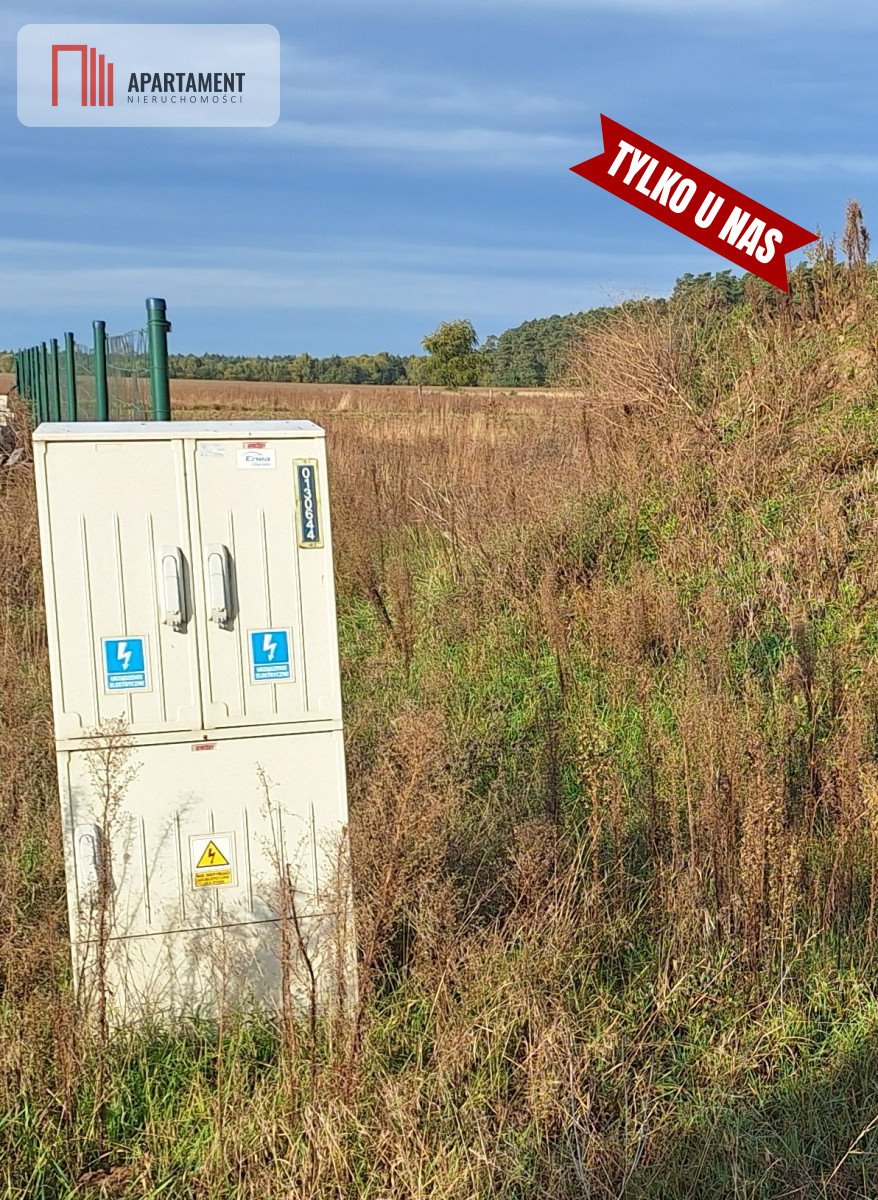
[[294, 460, 324, 548]]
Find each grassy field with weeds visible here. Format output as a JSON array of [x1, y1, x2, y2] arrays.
[[5, 260, 878, 1196]]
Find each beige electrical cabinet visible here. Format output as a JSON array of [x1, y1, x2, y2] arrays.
[[33, 422, 351, 1021]]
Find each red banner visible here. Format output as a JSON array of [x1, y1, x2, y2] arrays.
[[570, 115, 817, 292]]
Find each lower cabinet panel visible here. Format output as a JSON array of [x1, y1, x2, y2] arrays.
[[58, 727, 353, 1020]]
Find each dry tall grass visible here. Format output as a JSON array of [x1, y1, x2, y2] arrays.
[[6, 265, 878, 1195]]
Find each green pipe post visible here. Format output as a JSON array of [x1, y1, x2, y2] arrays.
[[35, 346, 42, 421], [93, 320, 109, 421], [146, 297, 171, 421], [28, 348, 35, 417], [50, 338, 62, 421], [37, 345, 43, 413], [64, 332, 77, 421], [14, 351, 20, 397], [39, 342, 49, 424]]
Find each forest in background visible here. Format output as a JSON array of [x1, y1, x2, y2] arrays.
[[0, 269, 806, 391], [164, 269, 765, 389]]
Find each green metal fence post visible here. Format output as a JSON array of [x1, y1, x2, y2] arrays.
[[14, 351, 20, 397], [39, 342, 50, 424], [40, 343, 47, 423], [146, 297, 171, 421], [93, 320, 109, 421], [64, 332, 77, 421], [50, 338, 62, 421], [28, 348, 36, 418]]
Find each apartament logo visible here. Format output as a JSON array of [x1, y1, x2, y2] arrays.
[[52, 43, 115, 108], [19, 24, 279, 127]]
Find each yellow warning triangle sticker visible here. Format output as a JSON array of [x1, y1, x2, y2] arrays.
[[196, 840, 230, 869]]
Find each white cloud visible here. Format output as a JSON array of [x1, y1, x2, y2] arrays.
[[700, 151, 878, 180], [280, 0, 782, 10], [0, 234, 703, 332], [265, 44, 586, 170], [281, 46, 571, 121], [266, 113, 878, 181], [270, 119, 584, 168]]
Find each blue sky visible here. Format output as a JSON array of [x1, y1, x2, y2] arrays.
[[4, 0, 877, 356]]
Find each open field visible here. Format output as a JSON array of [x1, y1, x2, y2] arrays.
[[170, 376, 583, 422], [6, 272, 878, 1196]]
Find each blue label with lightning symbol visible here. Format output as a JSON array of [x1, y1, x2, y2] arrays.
[[102, 636, 148, 691], [249, 629, 292, 682]]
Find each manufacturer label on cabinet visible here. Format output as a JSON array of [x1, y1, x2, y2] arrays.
[[237, 448, 276, 469]]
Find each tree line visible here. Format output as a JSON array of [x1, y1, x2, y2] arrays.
[[165, 269, 780, 389], [167, 307, 620, 389]]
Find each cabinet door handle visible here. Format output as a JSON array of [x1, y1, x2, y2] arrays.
[[159, 546, 186, 630], [74, 823, 101, 897], [206, 544, 232, 625]]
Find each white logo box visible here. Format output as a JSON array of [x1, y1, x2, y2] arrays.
[[18, 24, 280, 127]]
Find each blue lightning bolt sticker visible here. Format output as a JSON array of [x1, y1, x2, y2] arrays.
[[250, 629, 292, 683], [102, 636, 148, 692]]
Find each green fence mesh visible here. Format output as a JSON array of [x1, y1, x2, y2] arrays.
[[106, 328, 151, 420], [71, 342, 97, 419], [70, 328, 151, 420]]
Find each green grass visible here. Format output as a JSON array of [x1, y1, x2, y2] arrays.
[[5, 955, 878, 1197]]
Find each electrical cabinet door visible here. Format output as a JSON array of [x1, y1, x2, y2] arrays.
[[189, 436, 343, 730], [36, 437, 202, 740], [59, 729, 350, 1016]]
